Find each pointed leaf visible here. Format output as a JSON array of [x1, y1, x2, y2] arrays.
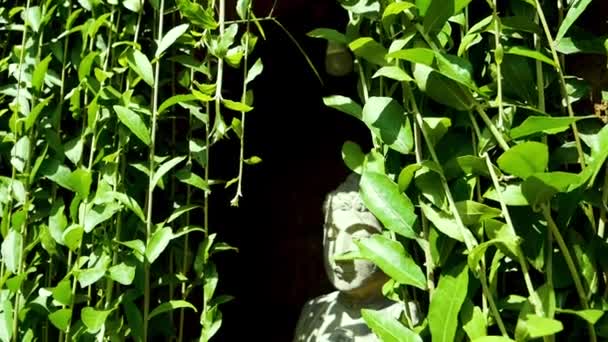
[[342, 141, 365, 173], [555, 0, 593, 43], [510, 116, 585, 139], [175, 169, 209, 191], [62, 224, 84, 252], [81, 307, 112, 333], [245, 58, 263, 85], [323, 95, 362, 120], [145, 227, 174, 263], [114, 105, 151, 145], [222, 99, 253, 112], [524, 314, 563, 338], [109, 262, 136, 285], [355, 235, 426, 289], [386, 48, 434, 65], [504, 46, 555, 67], [127, 49, 154, 86], [556, 309, 604, 324], [372, 66, 413, 82], [1, 230, 23, 273], [48, 309, 72, 332], [32, 54, 52, 93], [349, 37, 387, 66], [152, 156, 186, 190], [148, 300, 197, 321], [158, 94, 198, 116], [307, 28, 347, 44], [362, 308, 422, 342], [360, 171, 417, 239], [429, 262, 469, 342], [362, 97, 413, 154], [156, 24, 189, 57]]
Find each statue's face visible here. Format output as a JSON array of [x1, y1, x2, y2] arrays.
[[323, 191, 384, 293]]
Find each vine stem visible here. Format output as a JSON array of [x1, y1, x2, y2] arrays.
[[230, 1, 253, 207], [533, 0, 585, 167], [491, 0, 505, 129], [541, 204, 597, 342], [144, 0, 165, 339], [484, 155, 547, 322], [404, 83, 508, 336]]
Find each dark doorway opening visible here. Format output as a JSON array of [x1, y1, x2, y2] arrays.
[[208, 2, 372, 341]]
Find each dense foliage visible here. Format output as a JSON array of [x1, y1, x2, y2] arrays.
[[312, 0, 608, 340], [0, 0, 265, 340]]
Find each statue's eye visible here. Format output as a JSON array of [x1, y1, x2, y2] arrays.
[[336, 201, 350, 211], [354, 200, 367, 212]]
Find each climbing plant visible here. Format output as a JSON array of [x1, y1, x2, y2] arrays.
[[0, 0, 265, 340], [313, 0, 608, 340]]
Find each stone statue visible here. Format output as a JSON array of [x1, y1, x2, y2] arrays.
[[293, 174, 402, 342]]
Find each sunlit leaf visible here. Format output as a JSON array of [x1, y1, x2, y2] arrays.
[[429, 262, 469, 342], [362, 308, 422, 342], [148, 300, 197, 320], [156, 24, 189, 57]]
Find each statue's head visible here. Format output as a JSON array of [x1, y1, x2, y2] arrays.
[[322, 174, 386, 296]]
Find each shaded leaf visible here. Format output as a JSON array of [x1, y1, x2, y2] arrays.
[[114, 105, 151, 145], [1, 230, 22, 273], [342, 141, 364, 173], [362, 96, 412, 154], [62, 224, 83, 251], [156, 24, 189, 57], [504, 46, 555, 67], [32, 54, 52, 93], [306, 28, 347, 44], [48, 309, 71, 332], [483, 183, 529, 206], [245, 58, 263, 85], [556, 309, 604, 324], [152, 156, 186, 190], [555, 0, 593, 43], [148, 300, 197, 320], [413, 64, 473, 110]]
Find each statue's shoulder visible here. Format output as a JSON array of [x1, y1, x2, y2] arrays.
[[293, 292, 340, 342]]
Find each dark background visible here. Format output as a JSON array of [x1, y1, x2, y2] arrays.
[[208, 1, 372, 341]]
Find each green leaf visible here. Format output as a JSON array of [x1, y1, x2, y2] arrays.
[[510, 116, 585, 139], [362, 97, 413, 154], [1, 230, 22, 273], [236, 0, 250, 20], [78, 51, 99, 82], [504, 46, 556, 67], [48, 309, 71, 333], [555, 0, 593, 43], [152, 156, 186, 190], [146, 227, 174, 264], [109, 191, 145, 223], [398, 164, 422, 192], [323, 95, 362, 120], [472, 337, 515, 342], [348, 37, 387, 66], [556, 309, 604, 324], [361, 308, 422, 342], [176, 0, 218, 29], [52, 278, 72, 306], [342, 141, 364, 173], [355, 235, 426, 289], [122, 0, 142, 12], [222, 99, 253, 112], [25, 96, 52, 132], [78, 266, 108, 288], [382, 2, 415, 21], [49, 200, 68, 245], [413, 64, 473, 110], [424, 0, 472, 34], [84, 203, 120, 233], [62, 224, 84, 252], [156, 24, 189, 57], [10, 136, 30, 173], [556, 35, 608, 55], [245, 58, 263, 85], [148, 300, 197, 321], [108, 262, 136, 285], [455, 200, 502, 226], [372, 66, 413, 82], [360, 171, 417, 239], [521, 172, 581, 207], [127, 49, 154, 86], [386, 48, 434, 65], [420, 201, 467, 242], [32, 54, 52, 93], [114, 105, 151, 145], [176, 169, 209, 191], [429, 262, 469, 342], [70, 168, 92, 199], [158, 94, 198, 116], [167, 204, 201, 224], [434, 52, 477, 90], [483, 183, 529, 206], [81, 307, 112, 333], [1, 299, 13, 342], [64, 136, 83, 166], [23, 6, 41, 32], [524, 314, 563, 338], [462, 303, 487, 339], [306, 28, 347, 44], [497, 142, 548, 179]]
